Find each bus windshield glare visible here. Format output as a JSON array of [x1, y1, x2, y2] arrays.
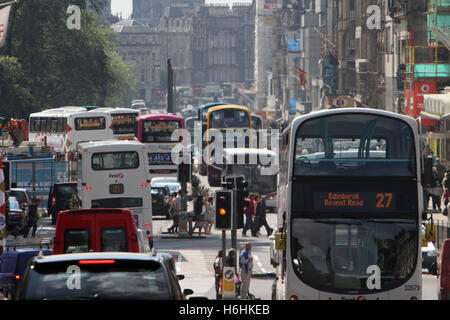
[[294, 114, 416, 177], [210, 109, 250, 129], [92, 152, 139, 170], [111, 113, 137, 134], [142, 120, 180, 143]]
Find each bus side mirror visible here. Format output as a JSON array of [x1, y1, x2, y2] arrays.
[[275, 232, 286, 250]]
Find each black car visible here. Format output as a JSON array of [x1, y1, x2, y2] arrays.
[[0, 249, 52, 300], [16, 252, 194, 300], [47, 183, 77, 224], [5, 196, 26, 231], [151, 186, 171, 217]]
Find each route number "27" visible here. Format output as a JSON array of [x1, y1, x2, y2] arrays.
[[376, 193, 393, 209]]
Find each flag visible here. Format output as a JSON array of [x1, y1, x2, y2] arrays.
[[0, 4, 12, 49], [296, 67, 307, 88]]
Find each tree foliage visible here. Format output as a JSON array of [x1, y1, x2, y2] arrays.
[[0, 0, 136, 118]]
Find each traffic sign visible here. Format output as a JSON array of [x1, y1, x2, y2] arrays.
[[222, 267, 235, 299]]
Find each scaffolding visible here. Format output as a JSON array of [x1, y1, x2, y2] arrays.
[[428, 0, 450, 50]]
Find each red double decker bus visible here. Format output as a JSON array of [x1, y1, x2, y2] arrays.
[[136, 114, 185, 179]]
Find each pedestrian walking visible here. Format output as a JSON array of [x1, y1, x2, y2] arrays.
[[192, 195, 205, 236], [167, 191, 181, 233], [242, 193, 254, 237], [431, 167, 443, 211], [204, 196, 215, 235], [213, 249, 224, 300], [22, 198, 40, 238], [253, 194, 273, 236], [239, 242, 253, 300]]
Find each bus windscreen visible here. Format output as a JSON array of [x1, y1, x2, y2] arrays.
[[294, 114, 416, 177], [142, 120, 181, 143]]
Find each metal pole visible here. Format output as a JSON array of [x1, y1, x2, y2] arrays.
[[221, 229, 226, 276], [167, 59, 174, 114], [231, 189, 237, 271]]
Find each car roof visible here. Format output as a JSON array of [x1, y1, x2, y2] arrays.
[[31, 252, 165, 264]]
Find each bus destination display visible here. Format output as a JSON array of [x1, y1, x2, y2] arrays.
[[314, 192, 395, 212]]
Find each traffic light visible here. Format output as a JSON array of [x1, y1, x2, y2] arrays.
[[215, 190, 233, 230], [235, 189, 245, 229], [178, 163, 191, 183]]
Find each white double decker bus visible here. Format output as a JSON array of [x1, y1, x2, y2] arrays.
[[273, 108, 422, 300], [29, 107, 112, 160], [77, 140, 153, 248]]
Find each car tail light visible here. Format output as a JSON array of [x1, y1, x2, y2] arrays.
[[15, 275, 20, 280], [78, 259, 115, 265], [290, 295, 298, 300]]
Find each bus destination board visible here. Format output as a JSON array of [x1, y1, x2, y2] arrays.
[[314, 192, 395, 212]]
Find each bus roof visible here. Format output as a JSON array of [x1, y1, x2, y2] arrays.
[[285, 107, 418, 135], [31, 107, 106, 117], [94, 107, 139, 114], [77, 139, 145, 152], [223, 148, 277, 157], [207, 105, 250, 113], [136, 113, 183, 121]]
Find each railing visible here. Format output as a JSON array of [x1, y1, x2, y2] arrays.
[[434, 219, 450, 250], [424, 218, 450, 251]]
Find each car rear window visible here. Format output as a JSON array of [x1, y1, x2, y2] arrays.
[[23, 260, 171, 300], [64, 229, 90, 253], [101, 228, 128, 252]]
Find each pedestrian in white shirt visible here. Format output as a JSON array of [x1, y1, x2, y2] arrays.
[[239, 242, 253, 299]]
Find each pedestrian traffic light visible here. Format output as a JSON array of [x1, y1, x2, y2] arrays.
[[215, 190, 233, 230], [178, 162, 191, 183]]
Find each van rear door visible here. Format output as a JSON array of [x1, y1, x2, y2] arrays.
[[94, 211, 139, 252], [54, 212, 95, 254]]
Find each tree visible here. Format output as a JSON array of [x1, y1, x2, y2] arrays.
[[0, 0, 136, 115], [0, 56, 33, 118]]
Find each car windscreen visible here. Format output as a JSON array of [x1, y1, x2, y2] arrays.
[[23, 260, 172, 300]]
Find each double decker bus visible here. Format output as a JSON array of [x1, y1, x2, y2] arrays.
[[136, 114, 185, 179], [205, 105, 252, 186], [273, 108, 422, 300], [77, 140, 153, 248], [197, 103, 227, 175], [95, 108, 139, 140], [29, 107, 111, 160]]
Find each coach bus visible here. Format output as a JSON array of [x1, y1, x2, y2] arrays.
[[222, 147, 277, 199], [77, 140, 153, 248], [29, 107, 111, 160], [136, 114, 185, 178], [205, 105, 252, 186], [95, 107, 139, 140], [272, 108, 422, 300]]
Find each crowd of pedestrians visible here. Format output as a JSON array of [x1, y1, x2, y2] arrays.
[[167, 190, 274, 238]]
